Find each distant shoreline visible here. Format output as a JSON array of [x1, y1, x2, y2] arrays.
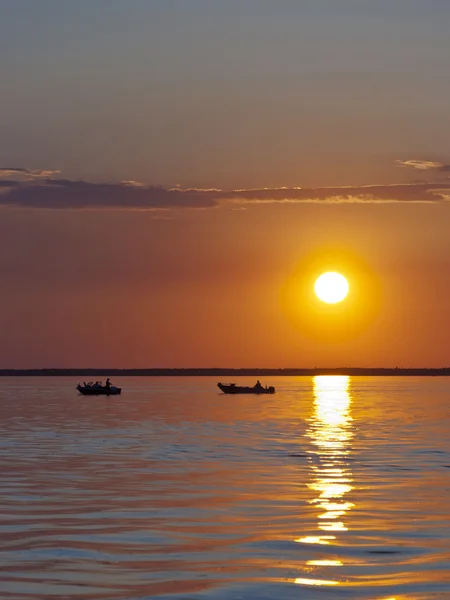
[[0, 368, 450, 377]]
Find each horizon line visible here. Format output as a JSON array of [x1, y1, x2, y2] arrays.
[[1, 367, 450, 376]]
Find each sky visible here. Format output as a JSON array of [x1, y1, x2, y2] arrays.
[[1, 0, 450, 368]]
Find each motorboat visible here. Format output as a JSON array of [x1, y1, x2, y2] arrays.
[[76, 382, 121, 396], [217, 382, 275, 395]]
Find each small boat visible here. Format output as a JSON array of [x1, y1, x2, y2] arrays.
[[217, 382, 275, 395], [76, 383, 121, 396]]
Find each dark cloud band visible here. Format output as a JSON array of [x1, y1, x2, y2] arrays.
[[0, 169, 449, 209]]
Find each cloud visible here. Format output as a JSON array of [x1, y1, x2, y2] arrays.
[[0, 180, 19, 188], [396, 159, 450, 172], [121, 180, 147, 188], [262, 185, 445, 204], [0, 178, 216, 210], [0, 167, 61, 179], [219, 184, 450, 205], [0, 168, 449, 210]]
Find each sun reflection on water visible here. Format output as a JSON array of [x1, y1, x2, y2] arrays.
[[294, 577, 339, 586], [296, 376, 354, 582]]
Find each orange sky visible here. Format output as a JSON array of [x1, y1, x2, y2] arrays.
[[1, 198, 450, 368]]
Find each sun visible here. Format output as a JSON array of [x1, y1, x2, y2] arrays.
[[314, 272, 349, 304]]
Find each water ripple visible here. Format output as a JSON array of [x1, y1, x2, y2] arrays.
[[1, 376, 450, 598]]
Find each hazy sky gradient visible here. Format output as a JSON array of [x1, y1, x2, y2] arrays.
[[2, 0, 450, 187], [1, 1, 450, 367]]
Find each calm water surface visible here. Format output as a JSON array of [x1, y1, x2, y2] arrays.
[[1, 376, 450, 599]]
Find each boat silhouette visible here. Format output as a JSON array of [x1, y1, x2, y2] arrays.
[[76, 382, 121, 396], [217, 382, 275, 395]]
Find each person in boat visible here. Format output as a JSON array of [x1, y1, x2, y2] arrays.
[[105, 378, 111, 390], [255, 380, 263, 390]]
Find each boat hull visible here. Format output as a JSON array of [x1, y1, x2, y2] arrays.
[[217, 383, 275, 395], [76, 385, 121, 396]]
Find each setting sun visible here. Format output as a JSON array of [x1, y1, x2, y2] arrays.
[[314, 272, 349, 304]]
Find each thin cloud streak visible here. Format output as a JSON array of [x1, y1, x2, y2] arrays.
[[396, 159, 450, 172], [0, 167, 61, 179], [0, 168, 450, 210], [222, 184, 450, 204]]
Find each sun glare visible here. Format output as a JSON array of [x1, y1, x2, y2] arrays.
[[314, 272, 349, 304]]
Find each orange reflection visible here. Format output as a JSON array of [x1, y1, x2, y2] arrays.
[[307, 560, 343, 567], [294, 577, 339, 586], [305, 376, 354, 541], [295, 535, 335, 545]]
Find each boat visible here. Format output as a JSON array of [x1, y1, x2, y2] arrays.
[[217, 382, 275, 395], [76, 383, 121, 396]]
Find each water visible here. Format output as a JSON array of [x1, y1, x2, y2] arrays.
[[1, 376, 450, 599]]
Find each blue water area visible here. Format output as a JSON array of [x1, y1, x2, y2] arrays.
[[1, 376, 450, 599]]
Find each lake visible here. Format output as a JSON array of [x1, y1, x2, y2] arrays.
[[1, 376, 450, 599]]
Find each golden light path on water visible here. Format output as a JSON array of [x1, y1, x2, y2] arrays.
[[295, 375, 354, 588]]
